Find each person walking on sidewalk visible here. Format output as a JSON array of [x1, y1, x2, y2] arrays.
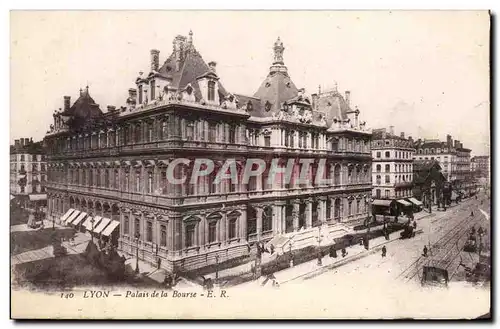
[[329, 245, 337, 258], [423, 245, 428, 257], [341, 248, 348, 258], [381, 246, 387, 258]]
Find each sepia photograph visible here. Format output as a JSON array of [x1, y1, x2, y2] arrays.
[[9, 10, 491, 319]]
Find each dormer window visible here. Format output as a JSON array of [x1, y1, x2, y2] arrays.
[[247, 101, 253, 111], [138, 85, 143, 104], [208, 81, 216, 101], [265, 82, 271, 88], [150, 80, 156, 100], [286, 82, 291, 88], [265, 101, 272, 112]]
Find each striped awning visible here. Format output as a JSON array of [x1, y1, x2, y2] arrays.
[[71, 212, 88, 225], [372, 199, 393, 207], [408, 198, 423, 206], [29, 194, 47, 201], [65, 210, 81, 224], [102, 220, 120, 237], [60, 208, 75, 223], [93, 217, 112, 234], [397, 199, 412, 207]]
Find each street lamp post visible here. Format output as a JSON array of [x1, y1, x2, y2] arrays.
[[215, 254, 220, 283], [135, 232, 140, 274], [89, 215, 95, 244], [317, 226, 324, 266]]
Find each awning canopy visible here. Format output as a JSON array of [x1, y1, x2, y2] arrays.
[[372, 199, 393, 207], [397, 199, 412, 207], [102, 220, 120, 237], [60, 208, 75, 223], [93, 217, 112, 234], [29, 194, 47, 201], [64, 210, 81, 224], [451, 191, 459, 200], [408, 198, 423, 206], [84, 216, 103, 231], [71, 212, 88, 225]]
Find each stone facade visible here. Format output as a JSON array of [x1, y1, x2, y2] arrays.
[[43, 33, 372, 273]]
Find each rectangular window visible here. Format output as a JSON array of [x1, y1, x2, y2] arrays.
[[376, 152, 381, 158], [228, 219, 237, 240], [147, 122, 153, 142], [376, 189, 381, 199], [185, 224, 196, 248], [160, 225, 167, 247], [148, 172, 153, 193], [146, 221, 152, 242], [385, 190, 390, 198], [385, 175, 390, 183], [208, 221, 217, 243], [229, 126, 236, 144], [136, 172, 141, 192], [135, 219, 140, 237], [138, 85, 143, 104], [264, 136, 271, 147], [207, 81, 215, 101], [150, 80, 155, 100], [208, 122, 217, 142], [186, 121, 194, 140]]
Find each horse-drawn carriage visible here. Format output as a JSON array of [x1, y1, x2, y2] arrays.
[[400, 225, 416, 239]]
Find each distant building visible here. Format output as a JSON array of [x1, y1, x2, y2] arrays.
[[412, 160, 448, 208], [471, 155, 490, 180], [413, 134, 473, 195], [371, 127, 417, 216], [10, 138, 47, 206]]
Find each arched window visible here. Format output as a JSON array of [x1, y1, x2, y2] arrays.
[[334, 164, 341, 186], [263, 207, 273, 232], [385, 151, 390, 158], [334, 199, 341, 220], [208, 81, 216, 101], [376, 164, 381, 172], [385, 164, 390, 173]]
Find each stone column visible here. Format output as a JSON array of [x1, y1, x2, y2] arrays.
[[306, 201, 312, 228], [293, 203, 299, 232], [273, 205, 281, 234], [281, 206, 286, 233], [239, 208, 247, 241], [256, 207, 263, 241], [199, 215, 205, 248]]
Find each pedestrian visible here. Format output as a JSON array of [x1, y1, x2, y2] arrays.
[[470, 210, 474, 217], [423, 245, 428, 257], [381, 246, 387, 258], [341, 248, 348, 258], [412, 221, 417, 230], [329, 245, 337, 258], [270, 244, 275, 255]]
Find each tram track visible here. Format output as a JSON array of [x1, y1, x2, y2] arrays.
[[396, 204, 485, 283]]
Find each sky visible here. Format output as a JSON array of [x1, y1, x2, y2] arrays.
[[10, 11, 490, 155]]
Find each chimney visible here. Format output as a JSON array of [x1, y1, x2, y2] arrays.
[[345, 91, 351, 107], [447, 134, 452, 147], [400, 132, 405, 138], [150, 49, 160, 71], [389, 125, 394, 135], [454, 140, 459, 149], [128, 88, 137, 98], [208, 61, 217, 73], [173, 35, 187, 71], [64, 96, 71, 111], [311, 93, 318, 110], [14, 139, 19, 147], [107, 105, 116, 112]]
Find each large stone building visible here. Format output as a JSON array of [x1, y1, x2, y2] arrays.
[[413, 135, 473, 195], [370, 127, 417, 216], [10, 138, 47, 206], [471, 155, 490, 188], [44, 33, 372, 273]]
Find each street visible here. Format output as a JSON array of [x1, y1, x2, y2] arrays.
[[297, 194, 490, 285], [231, 194, 491, 318]]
